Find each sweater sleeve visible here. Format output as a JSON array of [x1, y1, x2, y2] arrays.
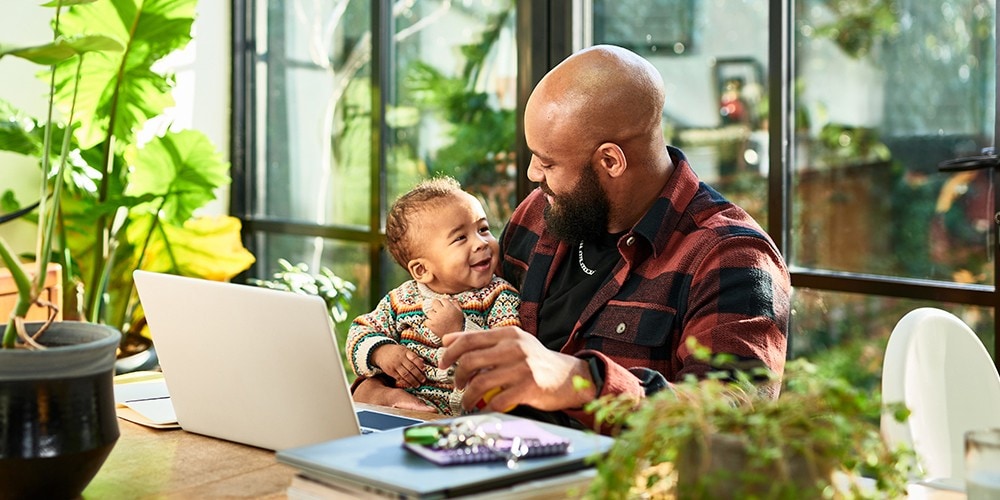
[[346, 293, 400, 377], [485, 283, 522, 329]]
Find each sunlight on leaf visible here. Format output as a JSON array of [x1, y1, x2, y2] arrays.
[[129, 214, 255, 281], [125, 129, 230, 225], [52, 0, 197, 148]]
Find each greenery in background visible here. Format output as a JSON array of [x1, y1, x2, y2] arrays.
[[403, 2, 517, 228], [788, 0, 995, 365], [248, 259, 356, 324], [587, 346, 914, 499], [808, 0, 900, 58], [0, 0, 254, 349]]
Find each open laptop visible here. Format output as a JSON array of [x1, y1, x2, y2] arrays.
[[132, 270, 423, 450]]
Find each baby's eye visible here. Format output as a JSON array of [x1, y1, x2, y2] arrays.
[[453, 235, 467, 243], [479, 226, 492, 234]]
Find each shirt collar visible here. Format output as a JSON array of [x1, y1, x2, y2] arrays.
[[628, 146, 701, 258]]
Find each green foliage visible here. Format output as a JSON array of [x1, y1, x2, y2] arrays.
[[587, 353, 914, 499], [248, 259, 356, 325], [807, 0, 900, 59], [0, 0, 254, 348], [403, 5, 516, 189]]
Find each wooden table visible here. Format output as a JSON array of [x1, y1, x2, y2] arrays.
[[84, 406, 967, 499], [83, 404, 438, 499]]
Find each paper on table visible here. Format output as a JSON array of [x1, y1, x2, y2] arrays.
[[113, 372, 180, 429]]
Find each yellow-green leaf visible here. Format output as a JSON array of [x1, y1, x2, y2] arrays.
[[131, 215, 255, 281]]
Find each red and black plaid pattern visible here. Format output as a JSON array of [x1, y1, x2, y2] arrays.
[[499, 147, 790, 430]]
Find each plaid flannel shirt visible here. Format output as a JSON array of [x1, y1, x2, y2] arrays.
[[499, 147, 790, 430]]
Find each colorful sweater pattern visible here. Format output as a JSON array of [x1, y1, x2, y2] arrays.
[[346, 275, 520, 415]]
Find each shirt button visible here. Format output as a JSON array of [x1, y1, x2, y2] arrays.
[[625, 236, 636, 246], [616, 323, 626, 334]]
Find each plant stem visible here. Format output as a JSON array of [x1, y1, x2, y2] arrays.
[[0, 239, 33, 348], [87, 6, 141, 323], [33, 3, 65, 295]]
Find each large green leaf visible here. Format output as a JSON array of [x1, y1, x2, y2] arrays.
[[51, 0, 196, 149], [125, 129, 230, 225], [41, 0, 103, 7], [0, 39, 76, 65], [127, 214, 255, 280]]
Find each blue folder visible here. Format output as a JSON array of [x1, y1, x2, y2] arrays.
[[276, 413, 615, 499]]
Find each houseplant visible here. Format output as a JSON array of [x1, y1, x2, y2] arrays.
[[586, 344, 915, 499], [0, 2, 123, 497], [0, 0, 254, 366], [0, 0, 250, 497]]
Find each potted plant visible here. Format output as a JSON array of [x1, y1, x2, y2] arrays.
[[586, 342, 915, 499], [0, 0, 254, 370], [0, 0, 250, 497]]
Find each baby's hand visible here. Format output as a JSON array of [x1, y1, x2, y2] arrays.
[[372, 344, 425, 388], [424, 298, 464, 335]]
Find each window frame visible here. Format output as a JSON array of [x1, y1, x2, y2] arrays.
[[230, 0, 1000, 368]]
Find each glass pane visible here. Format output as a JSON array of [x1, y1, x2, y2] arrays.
[[792, 287, 995, 392], [255, 0, 373, 227], [387, 1, 518, 233], [592, 1, 771, 229], [793, 0, 996, 283], [252, 233, 373, 379]]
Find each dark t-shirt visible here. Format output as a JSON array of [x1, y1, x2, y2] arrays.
[[537, 231, 624, 350]]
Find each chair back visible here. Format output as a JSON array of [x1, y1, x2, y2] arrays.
[[881, 307, 1000, 487]]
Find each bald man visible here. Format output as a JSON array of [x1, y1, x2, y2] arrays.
[[354, 45, 790, 432]]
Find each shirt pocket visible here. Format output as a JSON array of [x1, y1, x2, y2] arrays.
[[585, 301, 677, 348]]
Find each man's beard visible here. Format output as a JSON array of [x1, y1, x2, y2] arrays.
[[542, 163, 611, 243]]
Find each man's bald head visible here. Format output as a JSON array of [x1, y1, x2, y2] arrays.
[[526, 45, 666, 150]]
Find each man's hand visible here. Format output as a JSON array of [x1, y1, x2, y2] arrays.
[[438, 326, 597, 413], [352, 377, 436, 412], [424, 297, 464, 336], [371, 343, 426, 388]]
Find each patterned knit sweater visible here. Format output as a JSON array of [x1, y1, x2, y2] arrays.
[[346, 275, 521, 415]]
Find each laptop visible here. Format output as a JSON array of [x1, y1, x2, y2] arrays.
[[132, 270, 424, 451]]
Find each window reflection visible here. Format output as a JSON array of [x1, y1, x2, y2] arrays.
[[793, 0, 996, 285]]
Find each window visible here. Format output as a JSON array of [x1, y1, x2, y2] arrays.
[[233, 0, 519, 343], [233, 1, 998, 372]]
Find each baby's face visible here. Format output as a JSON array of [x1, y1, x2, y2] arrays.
[[413, 192, 499, 294]]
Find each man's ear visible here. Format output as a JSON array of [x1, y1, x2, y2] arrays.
[[408, 259, 433, 283], [594, 142, 627, 178]]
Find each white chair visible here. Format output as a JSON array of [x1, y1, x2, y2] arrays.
[[881, 307, 1000, 490]]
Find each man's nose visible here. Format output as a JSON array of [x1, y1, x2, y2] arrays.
[[527, 156, 543, 183]]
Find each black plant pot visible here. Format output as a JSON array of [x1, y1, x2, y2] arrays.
[[0, 321, 121, 500]]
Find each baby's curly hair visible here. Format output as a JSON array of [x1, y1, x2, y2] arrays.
[[385, 176, 465, 269]]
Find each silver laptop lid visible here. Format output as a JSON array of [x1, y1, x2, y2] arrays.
[[133, 270, 362, 450]]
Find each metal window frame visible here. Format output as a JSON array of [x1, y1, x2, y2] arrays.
[[231, 0, 1000, 368]]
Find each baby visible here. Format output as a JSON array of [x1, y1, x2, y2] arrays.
[[346, 177, 520, 415]]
